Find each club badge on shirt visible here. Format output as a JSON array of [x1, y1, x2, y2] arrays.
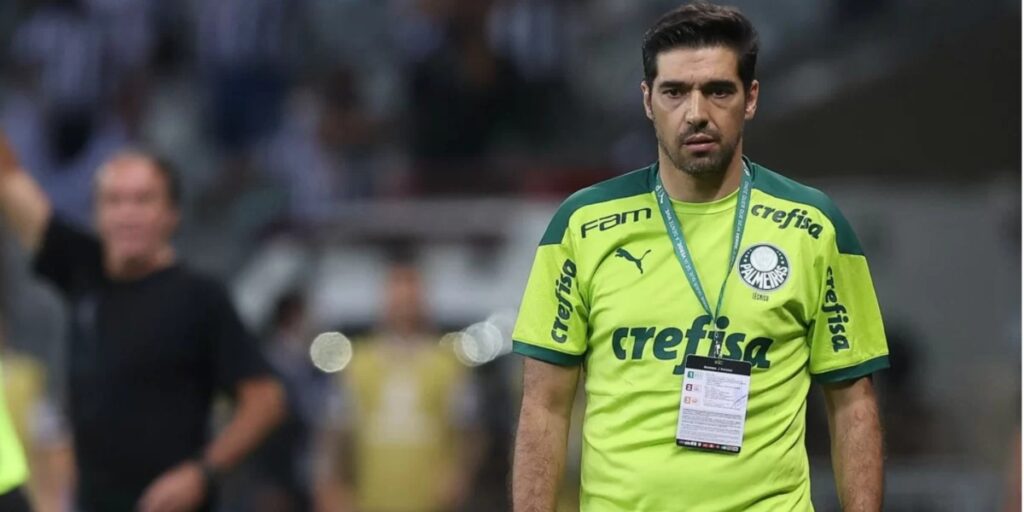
[[737, 243, 790, 292]]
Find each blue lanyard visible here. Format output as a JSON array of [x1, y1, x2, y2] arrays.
[[653, 163, 752, 357]]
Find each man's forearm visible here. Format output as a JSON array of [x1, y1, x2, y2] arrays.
[[512, 403, 571, 512], [203, 377, 285, 472], [827, 379, 884, 512]]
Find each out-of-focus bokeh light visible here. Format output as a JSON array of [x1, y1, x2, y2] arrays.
[[449, 309, 517, 367], [310, 331, 353, 373], [485, 308, 517, 356]]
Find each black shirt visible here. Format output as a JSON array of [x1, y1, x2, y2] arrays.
[[33, 216, 272, 506]]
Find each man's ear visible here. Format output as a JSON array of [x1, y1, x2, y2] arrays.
[[641, 81, 654, 121], [744, 79, 759, 120]]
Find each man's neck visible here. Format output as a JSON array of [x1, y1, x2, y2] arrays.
[[105, 246, 176, 281], [387, 322, 428, 339], [658, 150, 745, 203]]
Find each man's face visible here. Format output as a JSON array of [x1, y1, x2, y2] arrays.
[[384, 265, 425, 335], [642, 46, 758, 176], [95, 155, 179, 263]]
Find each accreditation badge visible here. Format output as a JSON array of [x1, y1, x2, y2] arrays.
[[676, 355, 752, 454]]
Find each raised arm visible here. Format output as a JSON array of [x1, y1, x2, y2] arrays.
[[0, 132, 50, 252], [513, 358, 580, 512]]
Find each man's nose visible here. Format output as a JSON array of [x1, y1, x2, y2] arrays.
[[684, 93, 709, 128]]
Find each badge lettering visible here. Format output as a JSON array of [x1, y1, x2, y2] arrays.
[[612, 315, 774, 372], [821, 266, 851, 352], [580, 208, 652, 238], [550, 259, 578, 343], [750, 204, 824, 239]]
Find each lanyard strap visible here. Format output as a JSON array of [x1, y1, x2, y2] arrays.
[[654, 163, 752, 357]]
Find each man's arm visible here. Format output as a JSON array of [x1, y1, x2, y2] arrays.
[[513, 357, 580, 512], [313, 379, 355, 512], [441, 380, 487, 511], [823, 376, 884, 512], [0, 132, 51, 252], [445, 427, 486, 509], [314, 428, 356, 512], [139, 376, 286, 512], [202, 376, 286, 471]]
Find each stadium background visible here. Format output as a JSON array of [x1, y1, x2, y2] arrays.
[[0, 0, 1018, 510]]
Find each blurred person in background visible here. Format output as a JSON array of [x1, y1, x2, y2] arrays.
[[0, 134, 285, 512], [318, 258, 485, 512], [405, 0, 526, 195], [195, 0, 297, 154], [229, 290, 335, 512], [512, 3, 887, 511], [262, 67, 383, 221], [0, 325, 74, 512], [0, 341, 36, 510], [5, 0, 148, 227]]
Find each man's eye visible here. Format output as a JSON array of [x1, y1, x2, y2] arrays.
[[710, 89, 732, 99], [664, 89, 681, 98]]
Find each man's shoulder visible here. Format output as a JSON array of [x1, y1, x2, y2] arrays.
[[749, 160, 835, 212], [540, 164, 655, 246], [749, 160, 863, 256]]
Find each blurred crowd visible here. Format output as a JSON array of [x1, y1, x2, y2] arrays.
[[0, 0, 594, 226]]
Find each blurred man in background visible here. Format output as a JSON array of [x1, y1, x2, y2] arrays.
[[0, 134, 285, 512], [512, 3, 887, 511], [319, 259, 484, 512], [228, 290, 335, 512]]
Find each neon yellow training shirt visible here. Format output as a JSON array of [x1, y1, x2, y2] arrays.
[[513, 157, 889, 511], [0, 360, 29, 494]]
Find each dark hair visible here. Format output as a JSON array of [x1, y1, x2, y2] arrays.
[[95, 150, 183, 209], [150, 154, 183, 209], [272, 290, 306, 329], [642, 2, 759, 91]]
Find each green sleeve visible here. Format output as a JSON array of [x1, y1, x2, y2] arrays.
[[809, 229, 889, 383], [512, 225, 588, 366]]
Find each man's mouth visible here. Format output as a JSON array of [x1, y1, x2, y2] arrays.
[[683, 134, 717, 152]]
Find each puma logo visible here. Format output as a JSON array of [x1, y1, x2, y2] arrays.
[[615, 248, 651, 274]]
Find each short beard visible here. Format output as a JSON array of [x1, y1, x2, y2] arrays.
[[658, 133, 738, 178]]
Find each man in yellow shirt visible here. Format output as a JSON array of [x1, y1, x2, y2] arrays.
[[512, 3, 888, 511], [320, 261, 483, 512]]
